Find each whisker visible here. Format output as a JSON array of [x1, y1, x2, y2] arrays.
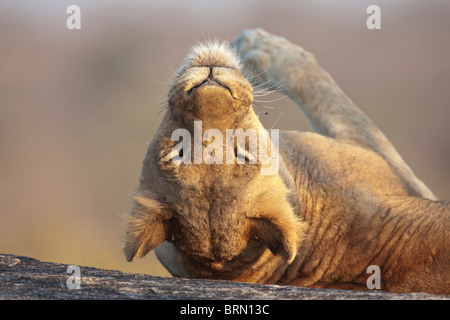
[[251, 79, 273, 90], [253, 103, 274, 109], [266, 80, 285, 91], [247, 64, 272, 82], [270, 112, 284, 130], [157, 79, 173, 86], [168, 67, 179, 78], [157, 104, 169, 115], [254, 95, 288, 104], [253, 90, 277, 97]]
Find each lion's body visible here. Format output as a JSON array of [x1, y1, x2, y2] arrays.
[[278, 131, 449, 292], [123, 29, 449, 294]]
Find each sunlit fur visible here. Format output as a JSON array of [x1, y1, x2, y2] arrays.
[[124, 29, 449, 295], [124, 39, 305, 283]]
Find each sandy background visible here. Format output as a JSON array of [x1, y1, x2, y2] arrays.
[[1, 0, 449, 277]]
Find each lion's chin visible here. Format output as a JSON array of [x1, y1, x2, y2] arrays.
[[186, 85, 236, 117], [188, 78, 233, 96]]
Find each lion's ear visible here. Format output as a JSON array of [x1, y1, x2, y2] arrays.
[[251, 218, 295, 263], [123, 192, 173, 262], [250, 190, 305, 263]]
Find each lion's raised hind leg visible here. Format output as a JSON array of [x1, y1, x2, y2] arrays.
[[233, 28, 436, 200]]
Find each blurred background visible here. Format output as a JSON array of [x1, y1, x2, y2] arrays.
[[1, 0, 449, 277]]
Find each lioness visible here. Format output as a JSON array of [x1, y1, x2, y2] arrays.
[[124, 29, 449, 294]]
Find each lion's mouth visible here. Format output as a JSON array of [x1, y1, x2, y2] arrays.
[[187, 77, 234, 98]]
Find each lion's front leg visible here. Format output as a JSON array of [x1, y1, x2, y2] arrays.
[[233, 28, 381, 142], [233, 28, 435, 200]]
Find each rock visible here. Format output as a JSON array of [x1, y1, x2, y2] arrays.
[[0, 253, 447, 300]]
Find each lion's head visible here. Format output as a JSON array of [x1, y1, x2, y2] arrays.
[[123, 42, 304, 279]]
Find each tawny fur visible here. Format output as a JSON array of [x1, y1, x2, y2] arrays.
[[123, 29, 449, 295]]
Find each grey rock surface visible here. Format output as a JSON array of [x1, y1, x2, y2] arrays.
[[0, 253, 447, 300]]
